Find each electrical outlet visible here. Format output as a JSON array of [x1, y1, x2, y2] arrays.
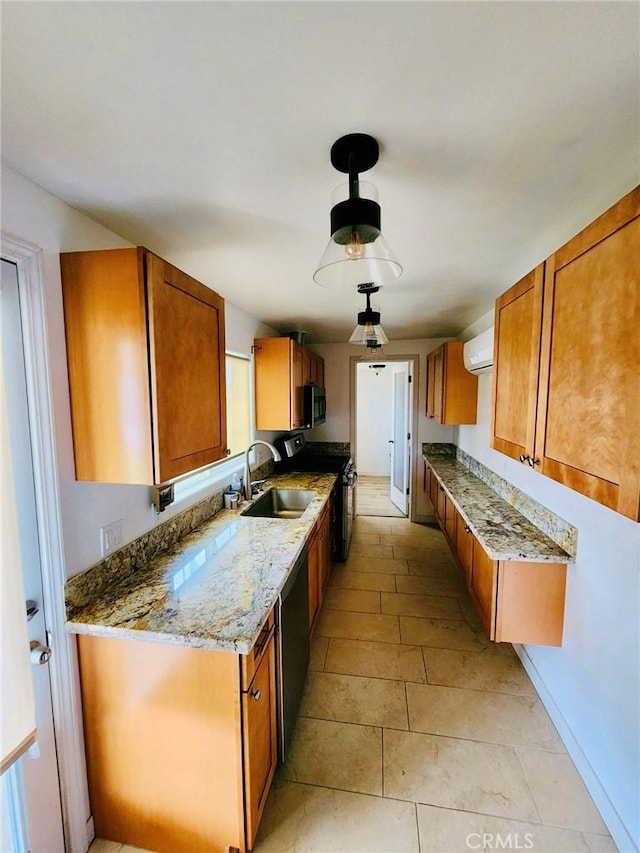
[[100, 519, 123, 557]]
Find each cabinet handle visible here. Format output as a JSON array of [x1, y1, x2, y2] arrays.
[[439, 484, 444, 491], [528, 457, 540, 467], [250, 689, 261, 701], [464, 524, 471, 533], [519, 454, 529, 464]]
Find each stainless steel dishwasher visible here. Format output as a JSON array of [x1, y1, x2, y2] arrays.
[[277, 544, 309, 762]]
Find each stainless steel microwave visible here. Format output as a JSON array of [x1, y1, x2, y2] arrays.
[[304, 385, 326, 428]]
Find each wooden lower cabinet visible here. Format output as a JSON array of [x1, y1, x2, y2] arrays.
[[308, 500, 332, 633], [427, 465, 568, 646], [77, 614, 277, 853]]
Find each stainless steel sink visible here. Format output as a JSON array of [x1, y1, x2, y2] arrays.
[[241, 488, 316, 519]]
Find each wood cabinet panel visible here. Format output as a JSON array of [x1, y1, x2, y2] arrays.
[[147, 254, 227, 482], [254, 337, 325, 431], [444, 494, 456, 543], [491, 266, 544, 462], [455, 511, 473, 586], [78, 634, 245, 853], [470, 539, 497, 639], [426, 342, 478, 425], [491, 185, 640, 520], [536, 201, 640, 518], [61, 248, 227, 485], [308, 501, 332, 633], [242, 632, 277, 850], [496, 561, 566, 647]]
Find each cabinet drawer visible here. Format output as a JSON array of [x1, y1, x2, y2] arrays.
[[241, 610, 275, 690]]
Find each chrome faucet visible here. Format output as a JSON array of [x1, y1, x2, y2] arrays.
[[244, 440, 282, 501]]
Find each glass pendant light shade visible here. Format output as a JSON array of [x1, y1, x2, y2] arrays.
[[314, 232, 403, 290], [313, 135, 403, 289], [348, 320, 389, 347]]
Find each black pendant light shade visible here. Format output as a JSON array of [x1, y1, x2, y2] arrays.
[[314, 133, 403, 289], [349, 285, 389, 348]]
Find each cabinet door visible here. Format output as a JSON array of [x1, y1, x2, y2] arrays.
[[426, 353, 436, 418], [455, 513, 473, 586], [254, 338, 294, 431], [470, 540, 497, 639], [435, 482, 446, 523], [308, 529, 320, 632], [535, 190, 640, 520], [318, 505, 332, 597], [432, 347, 445, 422], [491, 266, 544, 463], [147, 254, 227, 482], [444, 494, 456, 543], [291, 343, 305, 429], [243, 632, 277, 850]]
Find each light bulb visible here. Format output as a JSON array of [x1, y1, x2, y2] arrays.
[[344, 231, 365, 260]]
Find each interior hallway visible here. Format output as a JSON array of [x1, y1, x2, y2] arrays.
[[255, 516, 615, 853]]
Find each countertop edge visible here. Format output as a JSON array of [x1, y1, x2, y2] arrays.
[[423, 452, 573, 564]]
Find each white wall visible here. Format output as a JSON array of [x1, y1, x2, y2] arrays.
[[356, 363, 394, 475], [1, 165, 277, 577], [309, 339, 455, 520], [457, 368, 640, 852]]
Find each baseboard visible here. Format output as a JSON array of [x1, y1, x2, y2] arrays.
[[513, 644, 637, 853]]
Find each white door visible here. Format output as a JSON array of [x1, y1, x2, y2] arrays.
[[389, 363, 410, 514], [1, 259, 65, 852]]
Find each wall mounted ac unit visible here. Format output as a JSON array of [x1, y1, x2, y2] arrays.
[[463, 327, 494, 374]]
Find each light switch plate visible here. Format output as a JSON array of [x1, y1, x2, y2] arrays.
[[101, 519, 123, 557]]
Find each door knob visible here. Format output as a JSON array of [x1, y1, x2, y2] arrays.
[[30, 640, 51, 665], [26, 600, 39, 622]]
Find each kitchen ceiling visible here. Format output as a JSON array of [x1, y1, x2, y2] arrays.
[[2, 2, 638, 343]]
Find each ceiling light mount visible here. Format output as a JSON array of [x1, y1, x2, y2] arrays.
[[314, 133, 403, 290]]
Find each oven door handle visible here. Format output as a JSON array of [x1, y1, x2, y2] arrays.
[[347, 471, 358, 487]]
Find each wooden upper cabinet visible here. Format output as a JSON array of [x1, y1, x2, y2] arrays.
[[60, 248, 227, 485], [426, 342, 478, 424], [535, 188, 640, 520], [491, 265, 544, 462], [253, 337, 324, 431]]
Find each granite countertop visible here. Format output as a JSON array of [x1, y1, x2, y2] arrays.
[[64, 472, 337, 654], [423, 452, 572, 564]]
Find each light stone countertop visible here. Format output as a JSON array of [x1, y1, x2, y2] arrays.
[[64, 472, 337, 654], [424, 453, 573, 564]]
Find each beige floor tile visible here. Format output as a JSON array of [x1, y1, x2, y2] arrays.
[[400, 615, 502, 652], [516, 748, 608, 834], [353, 518, 393, 534], [346, 554, 409, 574], [309, 635, 329, 671], [380, 525, 443, 543], [323, 587, 381, 613], [255, 779, 419, 852], [325, 638, 426, 683], [348, 543, 394, 559], [381, 591, 462, 620], [384, 729, 539, 821], [280, 717, 382, 795], [299, 670, 409, 730], [423, 647, 536, 696], [390, 543, 449, 561], [395, 573, 463, 598], [351, 531, 382, 546], [582, 832, 618, 852], [315, 609, 400, 643], [329, 567, 396, 592], [90, 842, 123, 853], [457, 593, 486, 630], [407, 555, 459, 576], [416, 803, 591, 852], [120, 847, 153, 853], [406, 683, 564, 750]]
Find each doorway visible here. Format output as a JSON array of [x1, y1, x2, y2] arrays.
[[1, 258, 66, 851], [353, 358, 415, 518]]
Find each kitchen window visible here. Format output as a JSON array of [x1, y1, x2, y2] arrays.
[[172, 352, 252, 505]]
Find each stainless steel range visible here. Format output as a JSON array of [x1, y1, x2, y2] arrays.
[[279, 434, 356, 561]]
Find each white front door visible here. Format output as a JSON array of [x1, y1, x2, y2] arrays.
[[1, 259, 65, 852], [389, 363, 410, 514]]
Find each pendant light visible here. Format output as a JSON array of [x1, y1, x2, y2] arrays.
[[349, 284, 389, 348], [314, 133, 403, 289]]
